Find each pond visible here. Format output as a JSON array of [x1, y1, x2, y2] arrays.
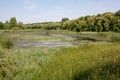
[[3, 31, 93, 48], [13, 33, 89, 48]]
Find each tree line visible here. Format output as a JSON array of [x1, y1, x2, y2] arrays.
[[26, 10, 120, 32], [0, 17, 24, 30], [0, 10, 120, 32]]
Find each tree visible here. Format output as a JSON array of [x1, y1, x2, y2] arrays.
[[101, 17, 109, 31], [115, 10, 120, 16], [86, 16, 96, 31], [62, 18, 69, 22], [76, 24, 82, 32], [10, 17, 17, 28], [0, 21, 4, 29], [109, 18, 117, 32]]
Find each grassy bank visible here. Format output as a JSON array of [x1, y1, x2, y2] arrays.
[[0, 42, 120, 80]]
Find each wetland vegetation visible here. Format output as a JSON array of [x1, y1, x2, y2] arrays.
[[0, 10, 120, 80], [0, 30, 120, 80]]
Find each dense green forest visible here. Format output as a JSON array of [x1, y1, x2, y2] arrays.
[[0, 10, 120, 32]]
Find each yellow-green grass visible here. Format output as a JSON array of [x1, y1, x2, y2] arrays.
[[10, 34, 59, 41], [110, 33, 120, 42], [0, 42, 120, 80], [19, 35, 59, 41]]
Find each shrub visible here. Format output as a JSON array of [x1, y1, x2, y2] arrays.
[[12, 27, 22, 30]]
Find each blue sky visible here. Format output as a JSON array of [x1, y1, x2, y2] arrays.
[[0, 0, 120, 23]]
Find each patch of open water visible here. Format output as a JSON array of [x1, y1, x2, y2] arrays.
[[16, 41, 73, 48]]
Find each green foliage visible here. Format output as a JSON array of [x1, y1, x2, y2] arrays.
[[26, 22, 61, 30], [4, 21, 10, 29], [0, 22, 4, 29], [62, 18, 69, 22], [0, 18, 24, 30], [115, 10, 120, 16], [25, 10, 120, 32], [17, 22, 25, 29], [10, 17, 17, 28], [12, 27, 22, 30]]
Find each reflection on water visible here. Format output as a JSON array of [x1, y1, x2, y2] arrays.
[[16, 41, 73, 48]]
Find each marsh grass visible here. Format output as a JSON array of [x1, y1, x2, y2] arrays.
[[0, 49, 17, 79], [0, 43, 120, 80], [78, 32, 112, 41], [110, 33, 120, 42], [0, 30, 120, 80], [20, 35, 59, 41], [0, 35, 13, 49]]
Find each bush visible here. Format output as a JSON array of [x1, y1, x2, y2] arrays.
[[12, 27, 22, 30]]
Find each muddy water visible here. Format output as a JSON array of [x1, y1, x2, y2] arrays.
[[12, 32, 89, 48], [16, 41, 73, 48]]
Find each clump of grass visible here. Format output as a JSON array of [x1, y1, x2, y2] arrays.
[[0, 49, 17, 79], [0, 35, 13, 49], [96, 32, 107, 37], [110, 33, 120, 42], [0, 35, 15, 78]]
